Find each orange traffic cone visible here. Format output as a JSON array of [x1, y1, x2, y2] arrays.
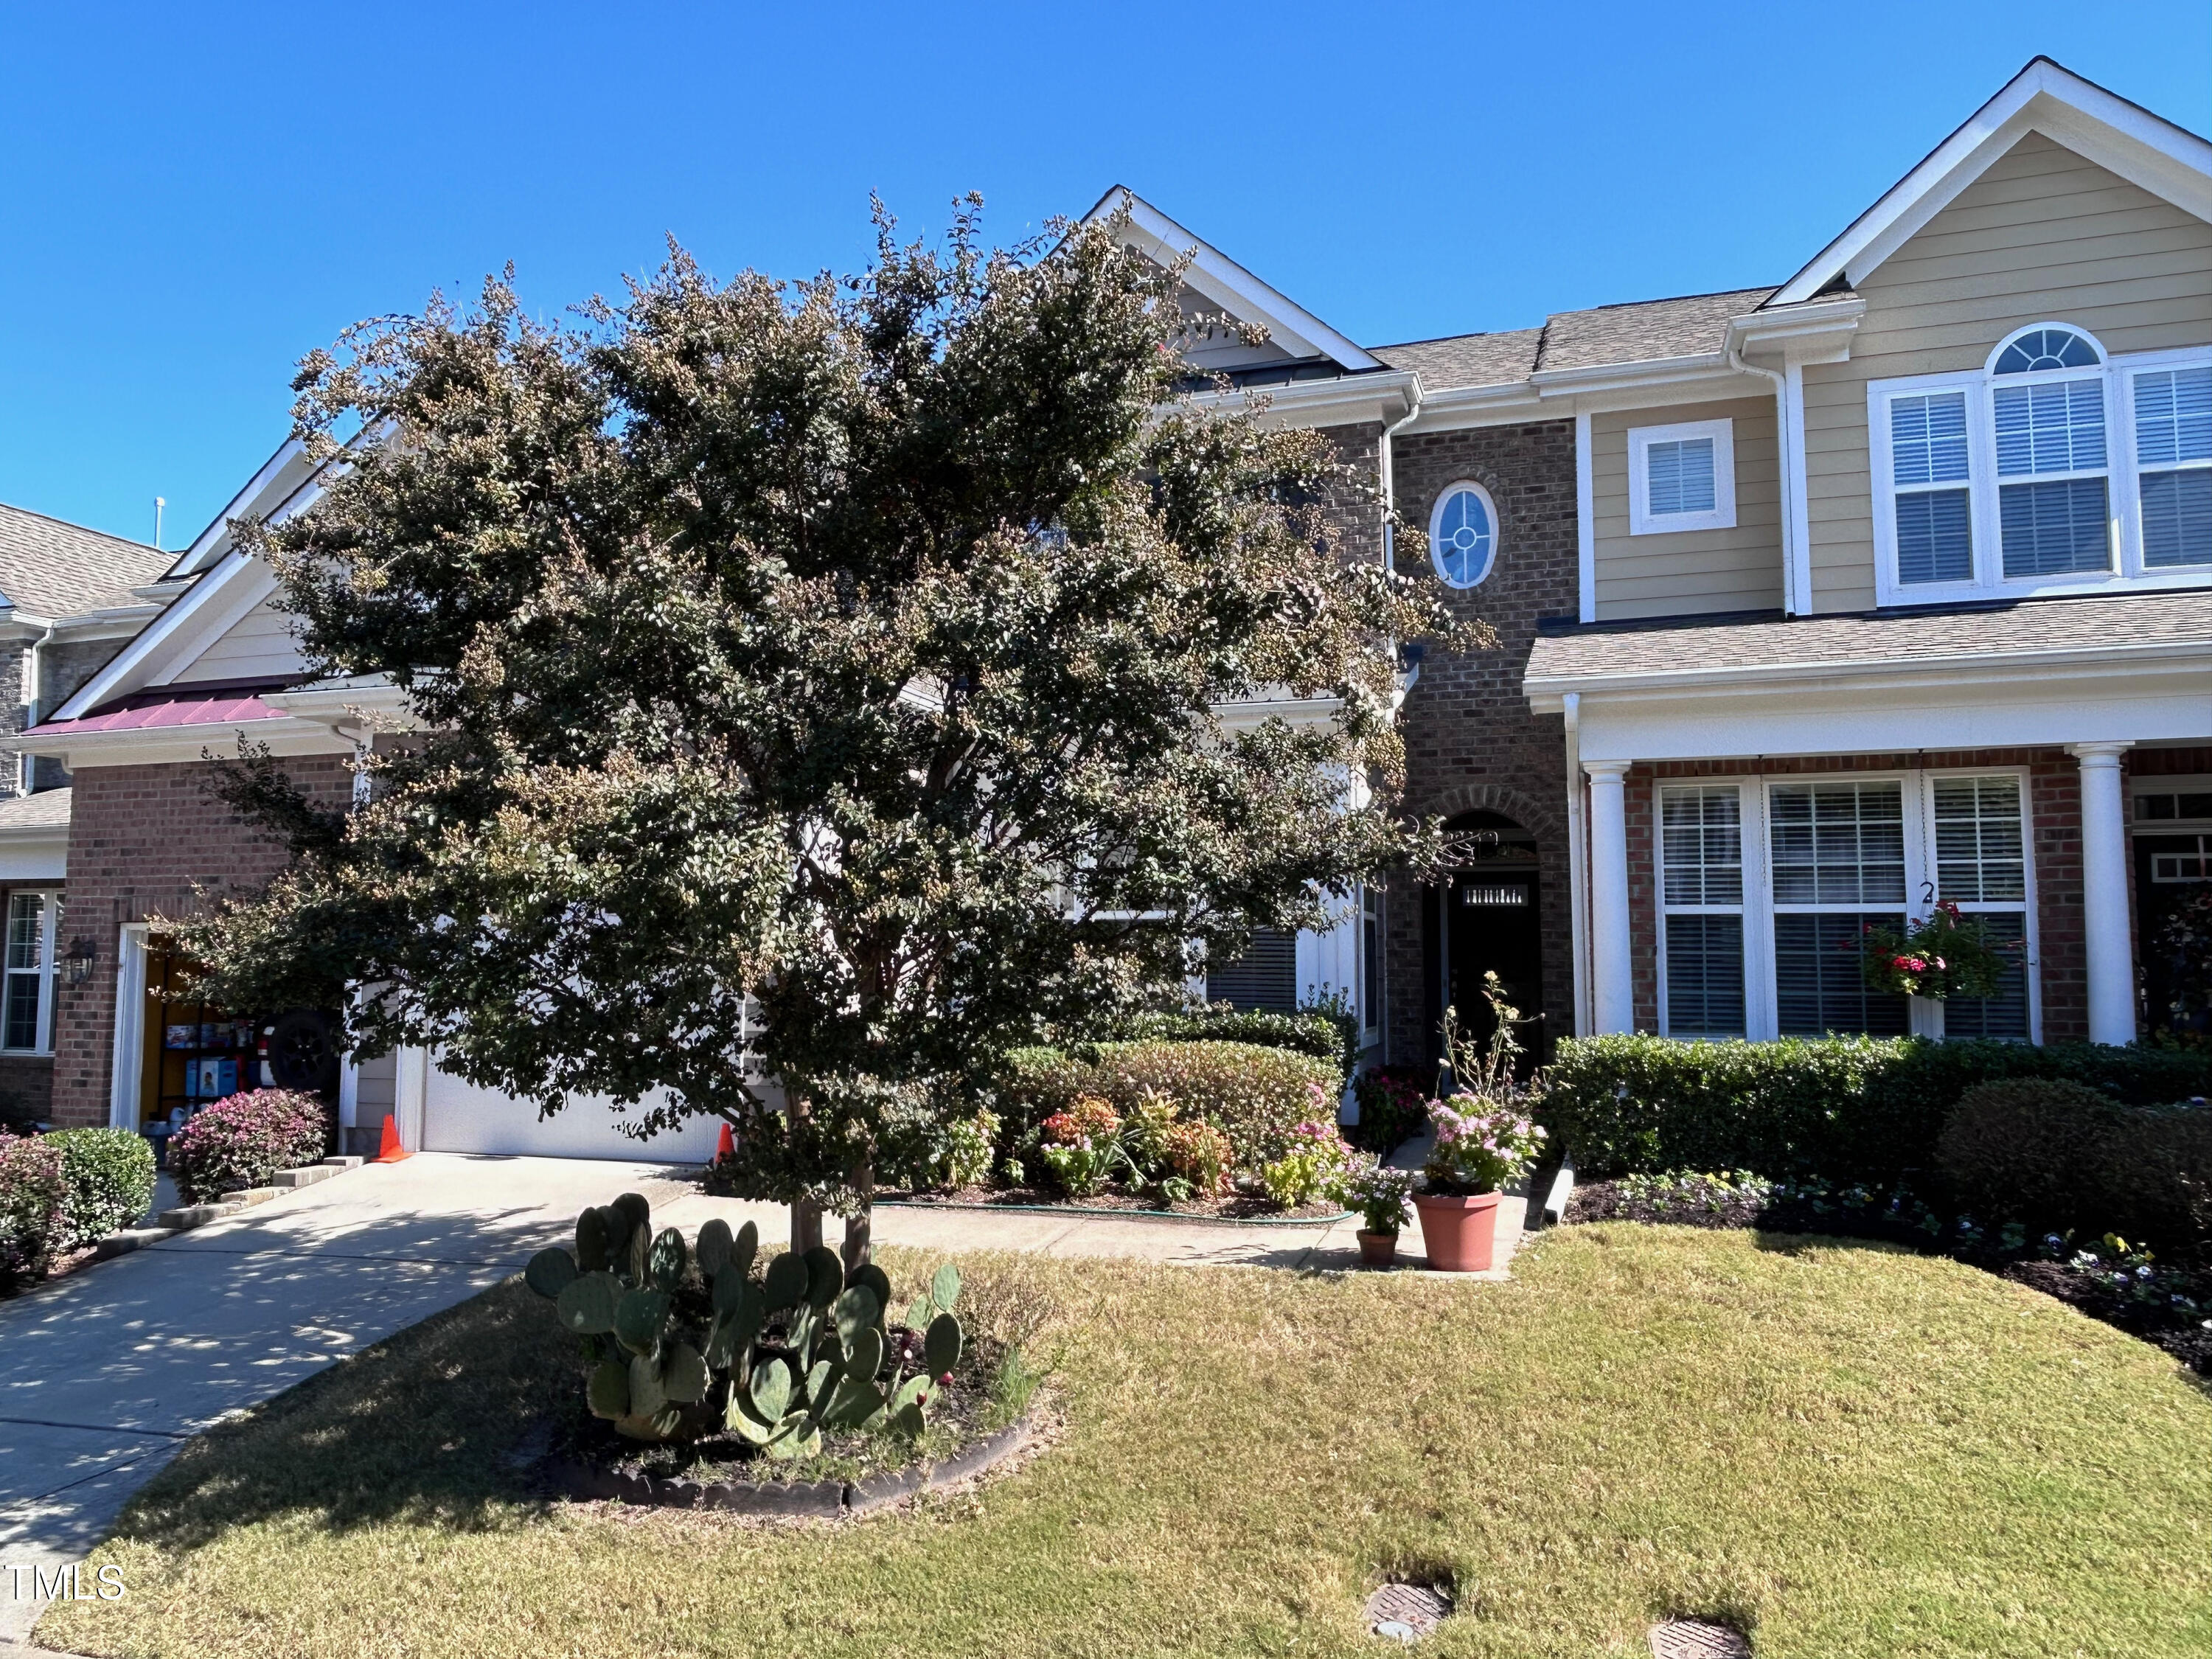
[[375, 1113, 411, 1164], [716, 1122, 735, 1161]]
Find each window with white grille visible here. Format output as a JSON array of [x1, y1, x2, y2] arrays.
[[1658, 785, 1745, 1038], [1928, 776, 2031, 1039], [1628, 419, 1736, 535], [1768, 782, 1908, 1037], [1870, 324, 2212, 603]]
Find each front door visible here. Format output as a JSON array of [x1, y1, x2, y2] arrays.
[[1446, 867, 1543, 1065]]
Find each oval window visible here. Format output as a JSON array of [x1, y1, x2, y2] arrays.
[[1429, 482, 1498, 588]]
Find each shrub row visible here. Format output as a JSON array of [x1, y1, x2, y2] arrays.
[[1004, 1039, 1340, 1168], [170, 1089, 330, 1204], [1116, 1006, 1353, 1080], [1938, 1080, 2212, 1255], [1540, 1035, 2212, 1186], [0, 1127, 156, 1293]]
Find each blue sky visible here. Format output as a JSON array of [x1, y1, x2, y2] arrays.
[[3, 2, 2207, 549]]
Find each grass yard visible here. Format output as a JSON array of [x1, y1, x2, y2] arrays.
[[42, 1225, 2212, 1659]]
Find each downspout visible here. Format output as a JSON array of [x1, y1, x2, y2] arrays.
[[1563, 692, 1591, 1036], [1367, 376, 1425, 1065], [1724, 335, 1798, 615], [18, 619, 57, 795]]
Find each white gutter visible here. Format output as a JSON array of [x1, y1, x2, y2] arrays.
[[1722, 334, 1798, 614], [1377, 377, 1425, 569], [1562, 691, 1591, 1037]]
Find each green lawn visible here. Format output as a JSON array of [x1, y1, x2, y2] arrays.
[[42, 1225, 2212, 1658]]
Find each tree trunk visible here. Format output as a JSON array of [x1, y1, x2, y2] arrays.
[[841, 1159, 874, 1271], [790, 1197, 824, 1255]]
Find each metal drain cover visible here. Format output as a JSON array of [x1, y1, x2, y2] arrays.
[[1650, 1618, 1750, 1658], [1365, 1581, 1451, 1641]]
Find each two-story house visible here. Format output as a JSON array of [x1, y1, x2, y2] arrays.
[[21, 58, 2208, 1160]]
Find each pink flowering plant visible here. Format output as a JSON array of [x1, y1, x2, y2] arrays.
[[1860, 901, 2014, 1000], [1421, 972, 1546, 1196], [1259, 1118, 1357, 1208], [169, 1088, 330, 1204]]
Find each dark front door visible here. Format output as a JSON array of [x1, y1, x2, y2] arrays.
[[1446, 867, 1543, 1062], [2136, 830, 2211, 1037]]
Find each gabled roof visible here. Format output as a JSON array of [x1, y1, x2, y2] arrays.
[[0, 502, 168, 620], [1083, 187, 1382, 373], [1370, 328, 1543, 389], [1537, 288, 1778, 373], [1770, 56, 2212, 305]]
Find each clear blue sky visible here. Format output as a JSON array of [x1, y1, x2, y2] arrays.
[[3, 1, 2206, 550]]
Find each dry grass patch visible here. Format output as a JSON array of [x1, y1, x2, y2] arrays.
[[41, 1227, 2212, 1658]]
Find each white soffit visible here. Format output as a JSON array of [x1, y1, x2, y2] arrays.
[[1770, 57, 2212, 307], [1082, 187, 1382, 372]]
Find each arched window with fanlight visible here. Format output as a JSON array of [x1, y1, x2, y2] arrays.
[[1428, 482, 1499, 588], [1870, 320, 2212, 604]]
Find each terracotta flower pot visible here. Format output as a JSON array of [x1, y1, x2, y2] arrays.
[[1355, 1228, 1399, 1267], [1413, 1191, 1503, 1272]]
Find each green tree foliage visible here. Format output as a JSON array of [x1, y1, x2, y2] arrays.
[[173, 203, 1481, 1240]]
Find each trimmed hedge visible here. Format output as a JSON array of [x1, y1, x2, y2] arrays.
[[170, 1089, 330, 1203], [1118, 1007, 1352, 1080], [1006, 1039, 1340, 1167], [1938, 1080, 2212, 1253], [1540, 1035, 2212, 1184], [0, 1133, 66, 1290], [46, 1128, 156, 1245]]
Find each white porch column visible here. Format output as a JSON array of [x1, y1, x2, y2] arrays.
[[2070, 742, 2136, 1046], [1585, 760, 1635, 1034]]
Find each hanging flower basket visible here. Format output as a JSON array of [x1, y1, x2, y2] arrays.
[[1859, 902, 2017, 1001]]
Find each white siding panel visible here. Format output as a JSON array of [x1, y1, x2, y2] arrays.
[[167, 597, 309, 684]]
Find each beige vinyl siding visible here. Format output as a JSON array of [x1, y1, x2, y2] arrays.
[[1802, 129, 2212, 610], [167, 597, 308, 684], [1590, 396, 1783, 619]]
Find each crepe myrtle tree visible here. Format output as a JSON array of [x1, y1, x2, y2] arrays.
[[173, 200, 1489, 1263]]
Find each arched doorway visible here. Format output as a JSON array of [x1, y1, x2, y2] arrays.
[[1429, 810, 1545, 1066]]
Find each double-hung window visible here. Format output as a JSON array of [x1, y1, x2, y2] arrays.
[[1, 891, 60, 1053], [1655, 771, 2037, 1043], [1871, 323, 2212, 602], [1628, 419, 1736, 535], [1657, 785, 1747, 1038]]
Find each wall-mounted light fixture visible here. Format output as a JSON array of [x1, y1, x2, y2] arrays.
[[63, 936, 97, 986]]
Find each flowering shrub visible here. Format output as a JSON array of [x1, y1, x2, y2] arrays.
[[1259, 1119, 1355, 1208], [1038, 1096, 1127, 1197], [1349, 1065, 1431, 1154], [1122, 1089, 1180, 1180], [169, 1088, 329, 1203], [1423, 1097, 1547, 1196], [1008, 1040, 1337, 1169], [1161, 1119, 1232, 1199], [0, 1133, 67, 1290], [1341, 1157, 1416, 1234], [1860, 902, 2015, 999], [47, 1128, 156, 1245]]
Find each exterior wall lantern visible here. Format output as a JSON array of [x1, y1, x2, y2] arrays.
[[64, 935, 97, 986]]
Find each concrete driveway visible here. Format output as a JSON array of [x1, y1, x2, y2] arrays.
[[0, 1152, 702, 1649]]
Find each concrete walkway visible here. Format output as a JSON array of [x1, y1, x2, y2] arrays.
[[0, 1152, 1523, 1651]]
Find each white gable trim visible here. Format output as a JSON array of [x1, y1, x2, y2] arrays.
[[1083, 187, 1382, 372], [1770, 58, 2212, 307], [63, 436, 340, 720]]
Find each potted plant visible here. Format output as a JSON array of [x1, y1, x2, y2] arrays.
[[1342, 1159, 1416, 1267], [1412, 975, 1547, 1273]]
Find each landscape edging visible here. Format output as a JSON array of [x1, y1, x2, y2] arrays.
[[542, 1411, 1040, 1517]]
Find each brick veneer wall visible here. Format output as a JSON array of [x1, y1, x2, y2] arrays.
[[1381, 420, 1579, 1063], [47, 755, 352, 1129], [1622, 748, 2096, 1042]]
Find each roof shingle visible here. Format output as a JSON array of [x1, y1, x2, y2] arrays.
[[1525, 588, 2212, 685], [0, 503, 170, 619]]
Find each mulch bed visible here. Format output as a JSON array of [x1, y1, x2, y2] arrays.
[[872, 1183, 1345, 1222]]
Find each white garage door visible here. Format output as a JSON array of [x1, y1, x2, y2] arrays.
[[421, 1063, 728, 1163]]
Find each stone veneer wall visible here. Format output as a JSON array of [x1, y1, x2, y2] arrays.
[[1381, 420, 1579, 1064], [46, 756, 352, 1129]]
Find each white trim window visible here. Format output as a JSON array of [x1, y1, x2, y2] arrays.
[[1654, 769, 2038, 1043], [1870, 321, 2212, 604], [1359, 886, 1382, 1045], [1656, 784, 1748, 1038], [1, 891, 60, 1054], [1628, 418, 1736, 535], [1428, 481, 1500, 588]]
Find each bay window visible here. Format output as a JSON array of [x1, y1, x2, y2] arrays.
[[1655, 771, 2037, 1043], [1870, 322, 2212, 603]]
